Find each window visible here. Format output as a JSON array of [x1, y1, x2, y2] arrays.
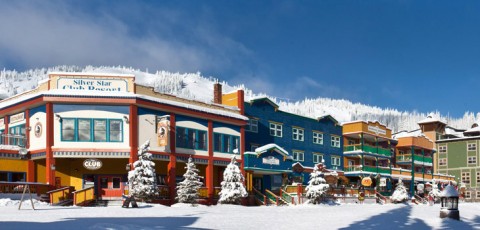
[[313, 132, 323, 145], [61, 118, 123, 142], [468, 143, 477, 151], [313, 153, 324, 164], [293, 151, 304, 161], [439, 158, 447, 166], [468, 156, 477, 164], [9, 124, 26, 146], [93, 119, 107, 142], [331, 136, 340, 148], [269, 122, 282, 137], [477, 191, 480, 199], [0, 129, 3, 145], [477, 172, 480, 183], [331, 156, 341, 166], [61, 119, 75, 141], [109, 120, 122, 142], [438, 145, 447, 153], [465, 191, 471, 199], [78, 119, 91, 141], [176, 127, 207, 150], [292, 127, 304, 141], [213, 133, 239, 154], [251, 144, 259, 152], [462, 172, 470, 185], [246, 119, 258, 133]]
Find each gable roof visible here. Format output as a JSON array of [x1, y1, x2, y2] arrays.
[[248, 97, 279, 109], [317, 114, 339, 125], [253, 143, 292, 159]]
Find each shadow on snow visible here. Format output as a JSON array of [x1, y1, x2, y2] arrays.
[[339, 204, 430, 230], [2, 216, 208, 230]]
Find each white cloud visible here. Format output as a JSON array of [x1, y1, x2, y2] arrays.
[[0, 1, 254, 74]]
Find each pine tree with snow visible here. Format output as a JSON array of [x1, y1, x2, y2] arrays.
[[305, 164, 330, 204], [428, 179, 441, 201], [390, 178, 409, 203], [218, 156, 248, 204], [176, 156, 204, 205], [127, 140, 158, 200]]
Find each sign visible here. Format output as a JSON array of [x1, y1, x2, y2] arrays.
[[262, 156, 280, 165], [83, 158, 103, 170], [156, 117, 170, 147], [380, 178, 387, 187], [368, 125, 386, 136], [0, 118, 4, 127], [10, 112, 25, 124], [57, 78, 128, 92], [361, 177, 372, 187]]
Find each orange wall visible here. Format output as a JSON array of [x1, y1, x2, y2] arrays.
[[222, 91, 240, 107], [343, 121, 392, 138], [397, 136, 433, 149]]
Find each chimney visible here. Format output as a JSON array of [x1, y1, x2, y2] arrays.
[[213, 83, 222, 104]]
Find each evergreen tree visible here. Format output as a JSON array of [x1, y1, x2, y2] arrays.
[[218, 156, 248, 204], [305, 164, 330, 204], [428, 179, 441, 201], [390, 178, 409, 203], [127, 140, 158, 200], [176, 156, 203, 204]]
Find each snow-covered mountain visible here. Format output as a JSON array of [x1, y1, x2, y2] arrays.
[[1, 66, 478, 132]]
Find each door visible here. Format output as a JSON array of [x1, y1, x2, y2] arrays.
[[98, 176, 124, 199], [253, 177, 263, 192]]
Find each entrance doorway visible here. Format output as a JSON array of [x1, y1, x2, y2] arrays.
[[98, 176, 124, 199]]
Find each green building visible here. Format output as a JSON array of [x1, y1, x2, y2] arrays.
[[436, 123, 480, 202]]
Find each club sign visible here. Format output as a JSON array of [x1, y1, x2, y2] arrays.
[[83, 158, 103, 170]]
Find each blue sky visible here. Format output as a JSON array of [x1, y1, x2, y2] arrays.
[[0, 1, 479, 117]]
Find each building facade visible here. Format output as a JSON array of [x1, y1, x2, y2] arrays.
[[0, 73, 247, 203], [241, 97, 343, 193]]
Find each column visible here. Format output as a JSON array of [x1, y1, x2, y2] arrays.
[[206, 120, 214, 203], [410, 146, 415, 197], [361, 133, 364, 170], [45, 103, 55, 186], [167, 113, 177, 201], [129, 105, 138, 165]]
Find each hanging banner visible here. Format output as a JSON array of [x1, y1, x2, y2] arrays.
[[157, 117, 170, 147]]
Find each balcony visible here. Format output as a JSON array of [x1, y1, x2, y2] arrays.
[[0, 134, 27, 148], [344, 144, 391, 157], [344, 165, 391, 175], [396, 154, 433, 165]]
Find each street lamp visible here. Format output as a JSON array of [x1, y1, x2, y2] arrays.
[[439, 184, 460, 220]]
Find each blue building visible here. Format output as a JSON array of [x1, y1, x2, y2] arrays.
[[242, 97, 343, 194]]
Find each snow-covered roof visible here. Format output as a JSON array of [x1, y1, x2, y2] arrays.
[[254, 144, 291, 159], [248, 96, 279, 109], [440, 184, 459, 197], [49, 72, 135, 78], [392, 129, 422, 139], [0, 89, 248, 121], [464, 126, 480, 134], [417, 115, 446, 125], [342, 120, 390, 130]]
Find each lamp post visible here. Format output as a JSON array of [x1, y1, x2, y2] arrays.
[[439, 184, 460, 220]]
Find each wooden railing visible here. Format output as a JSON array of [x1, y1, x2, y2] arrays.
[[47, 186, 74, 205], [156, 185, 170, 199], [280, 189, 295, 205], [0, 182, 50, 196], [252, 187, 266, 205], [198, 187, 222, 199], [265, 189, 279, 205], [72, 187, 95, 206], [376, 192, 387, 204]]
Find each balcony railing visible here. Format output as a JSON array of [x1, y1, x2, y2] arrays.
[[344, 144, 391, 157], [0, 134, 27, 148], [396, 154, 433, 164], [345, 165, 391, 174]]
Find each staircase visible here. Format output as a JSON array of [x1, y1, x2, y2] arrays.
[[89, 199, 125, 207]]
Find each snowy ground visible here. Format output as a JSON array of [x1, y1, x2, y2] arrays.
[[0, 199, 479, 230]]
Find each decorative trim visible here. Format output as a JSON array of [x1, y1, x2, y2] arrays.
[[53, 151, 130, 158], [31, 152, 46, 159], [152, 154, 170, 161]]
